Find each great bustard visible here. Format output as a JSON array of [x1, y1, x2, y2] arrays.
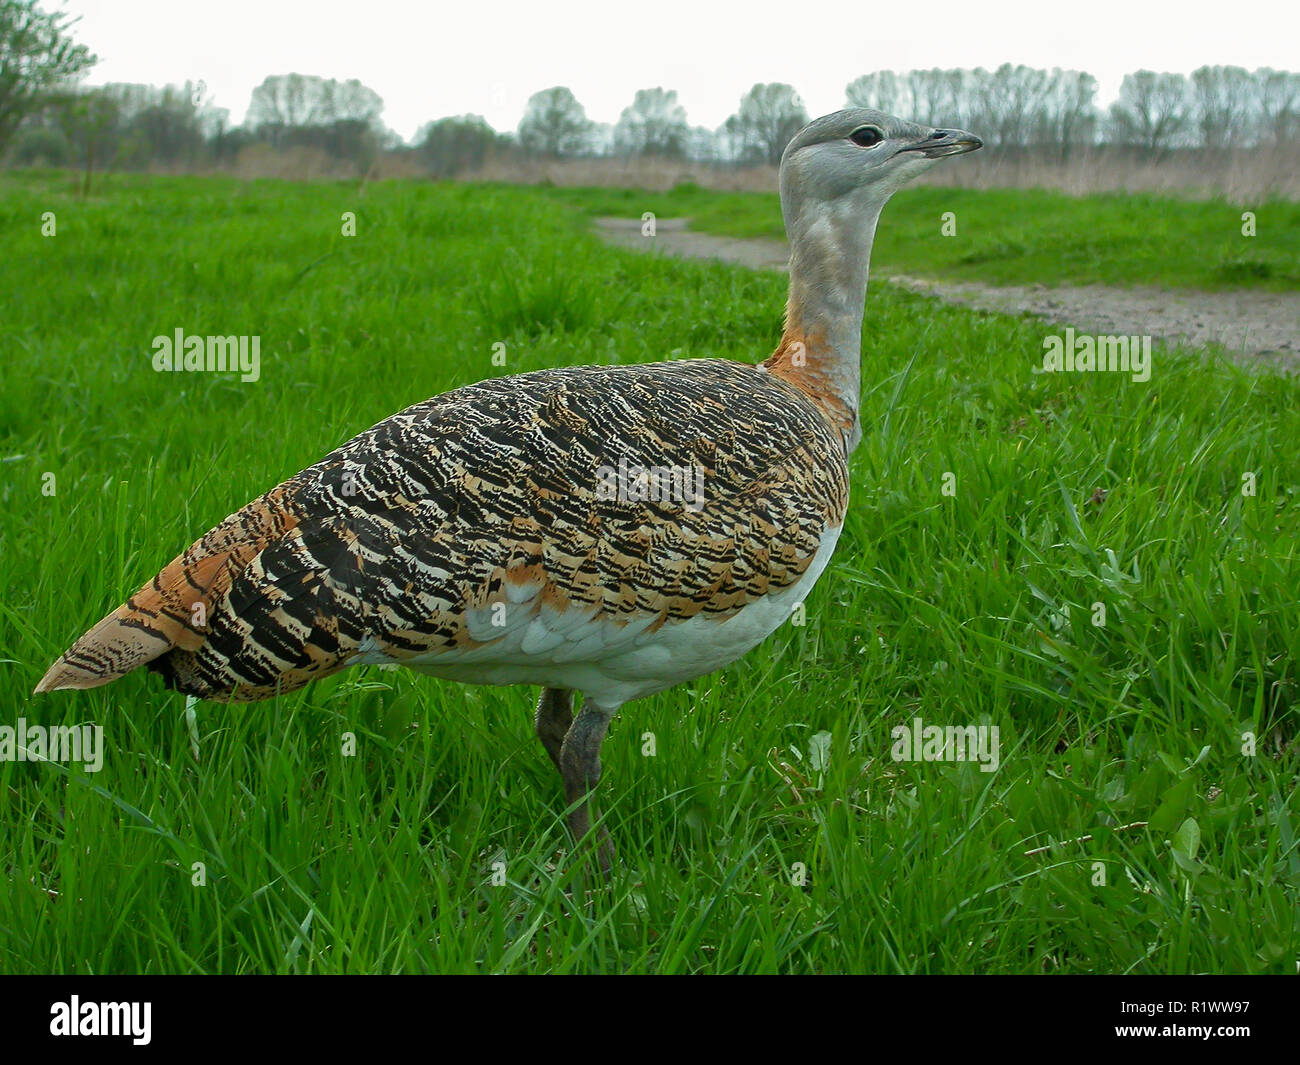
[[36, 110, 981, 870]]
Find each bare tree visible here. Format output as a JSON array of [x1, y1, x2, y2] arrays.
[[845, 71, 908, 115], [0, 0, 95, 153], [246, 73, 382, 146], [724, 83, 808, 166], [1107, 71, 1193, 155], [1192, 65, 1256, 148], [319, 78, 383, 125], [613, 87, 688, 158], [247, 73, 322, 130], [908, 68, 966, 127], [1256, 67, 1300, 146], [684, 124, 721, 162], [1032, 69, 1099, 158], [964, 64, 1052, 149], [517, 86, 592, 158]]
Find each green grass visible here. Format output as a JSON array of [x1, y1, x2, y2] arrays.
[[1, 170, 1298, 974], [544, 182, 1300, 291]]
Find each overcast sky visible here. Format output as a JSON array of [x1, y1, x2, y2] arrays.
[[60, 0, 1300, 142]]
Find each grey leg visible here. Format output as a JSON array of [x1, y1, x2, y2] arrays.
[[558, 698, 618, 874], [534, 687, 574, 773]]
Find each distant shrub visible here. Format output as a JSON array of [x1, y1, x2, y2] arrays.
[[7, 126, 72, 166]]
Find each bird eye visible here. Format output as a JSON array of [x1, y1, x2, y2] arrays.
[[849, 126, 883, 147]]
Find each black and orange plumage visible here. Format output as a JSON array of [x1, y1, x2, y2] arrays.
[[36, 110, 981, 869]]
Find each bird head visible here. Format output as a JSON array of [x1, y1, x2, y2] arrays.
[[779, 109, 982, 232]]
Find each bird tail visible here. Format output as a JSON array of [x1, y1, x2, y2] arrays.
[[33, 486, 298, 695]]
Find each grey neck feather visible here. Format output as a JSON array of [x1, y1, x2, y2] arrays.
[[782, 189, 887, 449]]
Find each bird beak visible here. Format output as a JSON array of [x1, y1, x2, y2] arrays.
[[896, 128, 983, 159]]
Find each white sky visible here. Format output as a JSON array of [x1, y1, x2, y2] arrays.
[[58, 0, 1300, 142]]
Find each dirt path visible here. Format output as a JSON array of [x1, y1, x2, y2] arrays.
[[595, 217, 1300, 370]]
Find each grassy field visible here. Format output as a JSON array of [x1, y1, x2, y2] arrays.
[[543, 183, 1300, 291], [1, 171, 1298, 974]]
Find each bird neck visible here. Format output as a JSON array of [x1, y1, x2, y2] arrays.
[[763, 196, 883, 451]]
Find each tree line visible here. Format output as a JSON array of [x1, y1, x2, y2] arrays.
[[847, 66, 1300, 156], [2, 0, 1296, 179]]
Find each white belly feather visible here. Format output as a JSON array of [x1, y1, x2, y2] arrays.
[[347, 525, 843, 708]]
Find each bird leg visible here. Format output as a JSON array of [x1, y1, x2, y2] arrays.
[[558, 698, 617, 874], [534, 687, 574, 773]]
